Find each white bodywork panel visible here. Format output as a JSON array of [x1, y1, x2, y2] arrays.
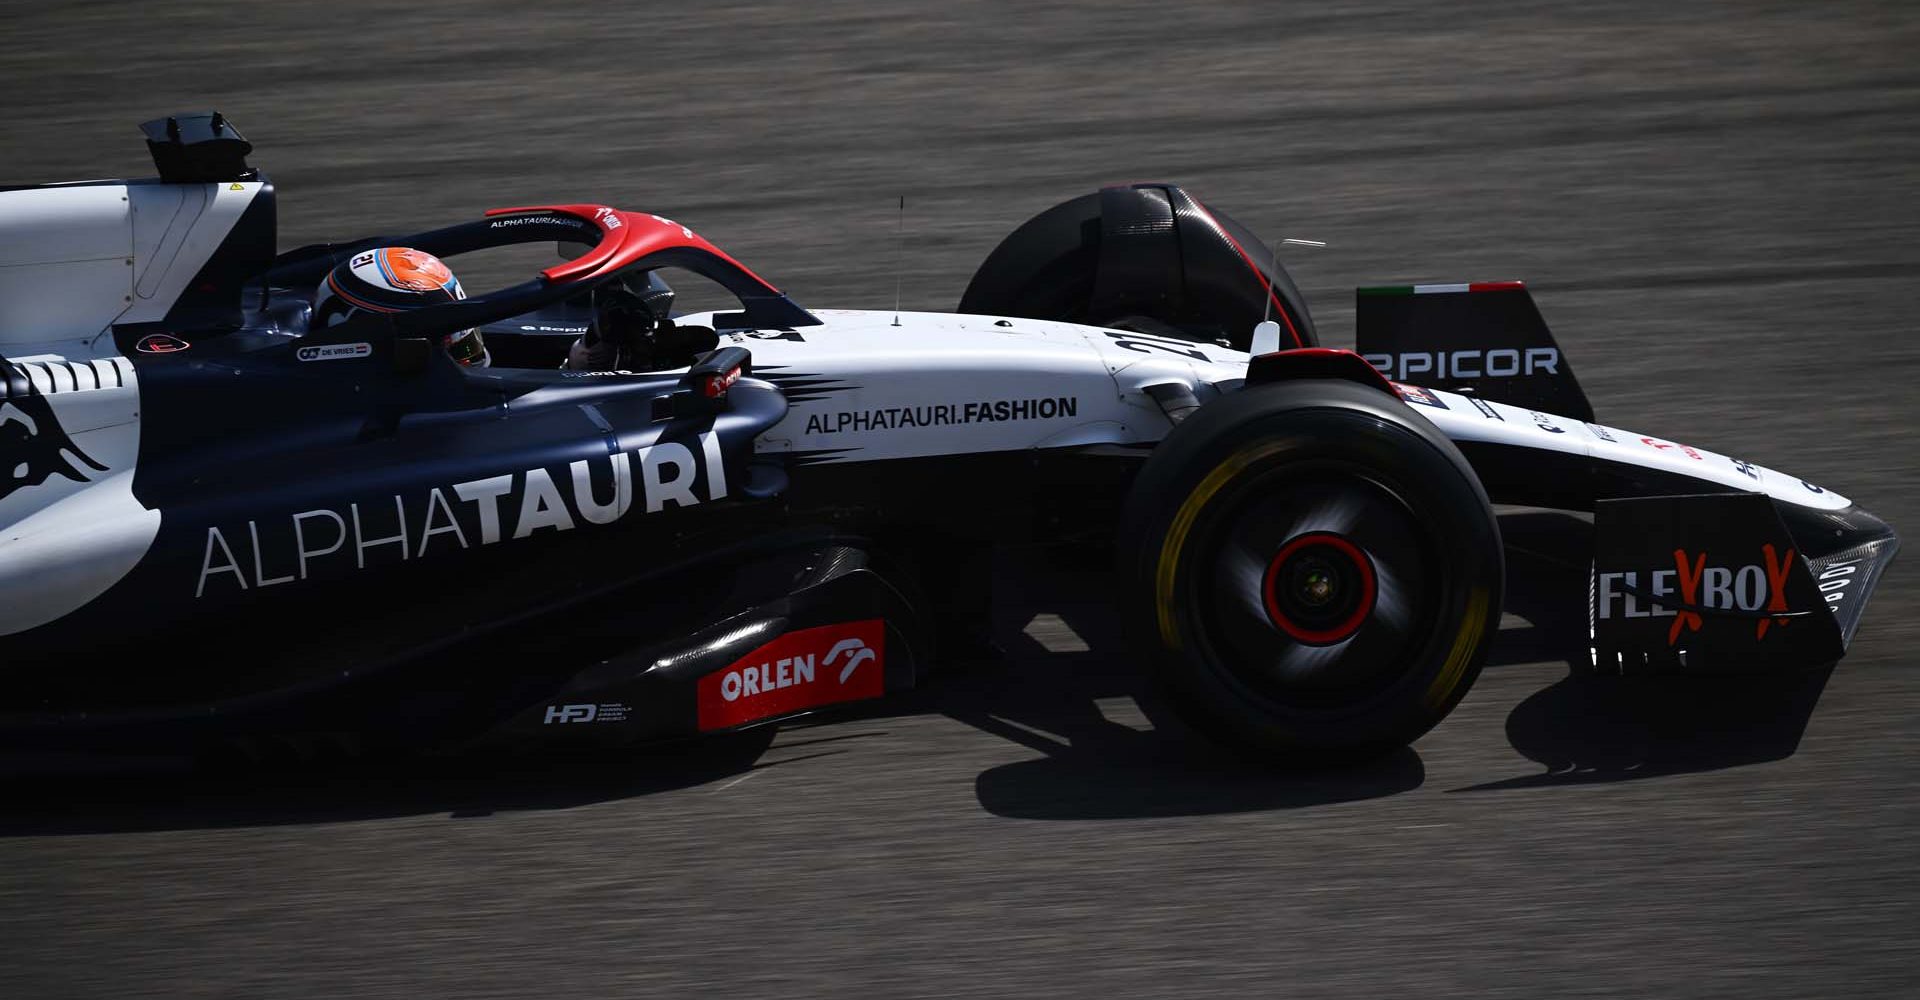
[[739, 309, 1172, 461], [0, 186, 133, 345], [0, 180, 260, 345], [698, 308, 1848, 512], [0, 346, 158, 636], [1397, 384, 1850, 511]]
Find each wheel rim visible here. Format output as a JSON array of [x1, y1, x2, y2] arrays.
[[1261, 531, 1377, 646], [1189, 465, 1440, 707]]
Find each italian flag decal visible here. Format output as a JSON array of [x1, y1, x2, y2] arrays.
[[1357, 281, 1526, 296]]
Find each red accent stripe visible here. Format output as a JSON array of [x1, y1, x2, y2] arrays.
[[1185, 197, 1302, 349], [1467, 281, 1526, 293]]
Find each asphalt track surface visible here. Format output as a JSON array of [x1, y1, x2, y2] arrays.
[[2, 1, 1919, 996]]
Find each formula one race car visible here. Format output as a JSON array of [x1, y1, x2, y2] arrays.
[[0, 115, 1898, 761]]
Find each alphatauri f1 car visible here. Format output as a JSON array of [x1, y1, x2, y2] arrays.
[[0, 115, 1897, 761]]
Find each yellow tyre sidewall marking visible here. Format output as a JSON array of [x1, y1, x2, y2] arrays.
[[1425, 586, 1489, 710], [1155, 441, 1291, 649], [1154, 440, 1489, 710]]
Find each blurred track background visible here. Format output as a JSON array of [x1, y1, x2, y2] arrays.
[[2, 1, 1918, 995]]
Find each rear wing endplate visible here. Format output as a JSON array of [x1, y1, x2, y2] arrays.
[[1356, 282, 1594, 422]]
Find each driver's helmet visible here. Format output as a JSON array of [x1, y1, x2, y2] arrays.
[[311, 247, 489, 367]]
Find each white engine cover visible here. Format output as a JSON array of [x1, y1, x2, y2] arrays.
[[0, 180, 262, 345]]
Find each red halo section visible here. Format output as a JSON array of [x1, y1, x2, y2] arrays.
[[483, 203, 783, 293]]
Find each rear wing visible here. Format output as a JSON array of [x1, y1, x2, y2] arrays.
[[1356, 281, 1594, 422]]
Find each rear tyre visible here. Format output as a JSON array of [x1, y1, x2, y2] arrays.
[[1119, 380, 1503, 760], [959, 184, 1318, 351]]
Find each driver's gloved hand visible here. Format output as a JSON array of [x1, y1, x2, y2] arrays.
[[566, 327, 620, 372], [569, 288, 657, 371]]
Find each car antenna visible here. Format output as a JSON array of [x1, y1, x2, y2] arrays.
[[1263, 241, 1278, 324], [1250, 236, 1328, 356], [1251, 240, 1284, 354], [892, 195, 904, 327]]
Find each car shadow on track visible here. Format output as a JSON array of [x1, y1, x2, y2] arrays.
[[946, 544, 1426, 821], [0, 731, 785, 837], [1461, 510, 1833, 791], [958, 512, 1834, 814]]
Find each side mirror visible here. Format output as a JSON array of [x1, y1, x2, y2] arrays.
[[652, 346, 751, 420], [1250, 320, 1283, 357]]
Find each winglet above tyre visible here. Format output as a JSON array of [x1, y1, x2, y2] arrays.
[[1245, 347, 1396, 398]]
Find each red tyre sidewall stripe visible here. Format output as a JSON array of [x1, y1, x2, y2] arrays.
[[1262, 532, 1377, 645]]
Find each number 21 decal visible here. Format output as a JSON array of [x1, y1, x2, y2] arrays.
[[1103, 331, 1210, 361]]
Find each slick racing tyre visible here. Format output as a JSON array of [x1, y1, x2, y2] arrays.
[[1119, 379, 1503, 760], [958, 184, 1317, 351]]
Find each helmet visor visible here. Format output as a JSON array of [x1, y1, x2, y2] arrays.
[[445, 328, 489, 367]]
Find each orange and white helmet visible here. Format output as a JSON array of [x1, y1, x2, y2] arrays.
[[312, 247, 489, 367]]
